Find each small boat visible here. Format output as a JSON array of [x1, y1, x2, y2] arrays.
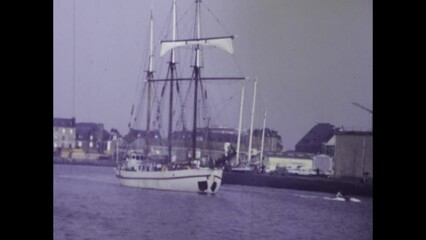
[[323, 196, 362, 203]]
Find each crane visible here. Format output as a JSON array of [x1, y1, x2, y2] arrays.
[[352, 102, 372, 114]]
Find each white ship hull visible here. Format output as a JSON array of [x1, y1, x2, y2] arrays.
[[115, 167, 223, 194]]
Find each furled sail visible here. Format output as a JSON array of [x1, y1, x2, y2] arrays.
[[160, 36, 234, 57]]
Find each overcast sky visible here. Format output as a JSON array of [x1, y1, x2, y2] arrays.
[[54, 0, 372, 150]]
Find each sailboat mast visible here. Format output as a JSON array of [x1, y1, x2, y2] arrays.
[[247, 79, 257, 163], [145, 9, 154, 152], [191, 0, 202, 160], [149, 7, 154, 72], [236, 81, 246, 166], [172, 0, 177, 62], [157, 0, 242, 161], [167, 0, 178, 161], [260, 110, 267, 168]]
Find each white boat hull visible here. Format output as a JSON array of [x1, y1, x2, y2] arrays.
[[115, 168, 223, 194]]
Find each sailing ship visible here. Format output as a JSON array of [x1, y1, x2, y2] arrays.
[[115, 0, 244, 194]]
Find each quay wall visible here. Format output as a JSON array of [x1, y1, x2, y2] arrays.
[[222, 172, 372, 197]]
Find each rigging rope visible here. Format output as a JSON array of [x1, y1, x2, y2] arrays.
[[202, 1, 232, 36]]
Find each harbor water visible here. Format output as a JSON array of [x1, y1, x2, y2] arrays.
[[54, 164, 372, 240]]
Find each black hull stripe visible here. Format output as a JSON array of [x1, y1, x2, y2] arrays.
[[116, 174, 222, 180]]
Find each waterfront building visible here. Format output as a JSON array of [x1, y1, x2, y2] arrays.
[[326, 131, 372, 180], [251, 128, 283, 153], [53, 117, 76, 156], [75, 122, 109, 159], [312, 154, 333, 175], [106, 128, 121, 156], [123, 128, 162, 149], [265, 150, 314, 174], [295, 123, 335, 154]]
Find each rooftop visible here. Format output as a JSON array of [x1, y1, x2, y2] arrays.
[[53, 117, 75, 128]]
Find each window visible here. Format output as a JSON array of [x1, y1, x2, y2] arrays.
[[78, 141, 82, 148], [70, 129, 73, 134], [62, 128, 65, 133], [89, 142, 93, 148]]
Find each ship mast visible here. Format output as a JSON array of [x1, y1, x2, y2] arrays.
[[145, 8, 154, 154], [247, 79, 257, 163], [191, 0, 202, 160], [167, 0, 178, 161], [235, 80, 246, 165], [157, 0, 244, 162], [260, 110, 267, 168]]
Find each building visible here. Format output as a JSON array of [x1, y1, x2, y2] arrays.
[[312, 154, 333, 175], [75, 122, 109, 155], [106, 128, 121, 156], [266, 150, 314, 174], [123, 128, 162, 149], [251, 128, 283, 153], [326, 131, 372, 179], [172, 126, 283, 153], [53, 117, 76, 156], [295, 123, 335, 154]]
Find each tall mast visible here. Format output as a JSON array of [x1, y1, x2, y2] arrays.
[[260, 110, 267, 168], [72, 0, 76, 118], [191, 0, 202, 160], [145, 8, 154, 154], [149, 4, 154, 73], [247, 79, 257, 163], [236, 80, 246, 166], [157, 0, 242, 160], [167, 0, 178, 161], [172, 0, 177, 63]]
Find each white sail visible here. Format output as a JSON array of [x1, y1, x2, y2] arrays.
[[160, 36, 234, 57]]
